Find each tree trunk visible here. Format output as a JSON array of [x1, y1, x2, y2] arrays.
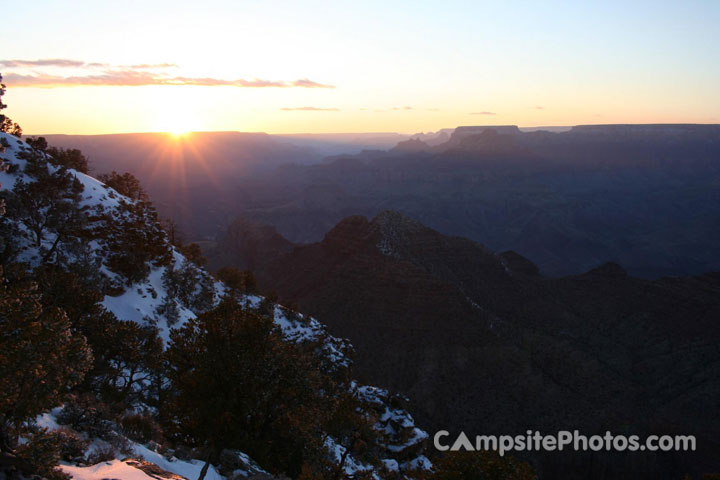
[[42, 233, 63, 263], [197, 449, 213, 480]]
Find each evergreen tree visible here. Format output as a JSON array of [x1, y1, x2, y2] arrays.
[[88, 319, 163, 404], [216, 267, 258, 295], [103, 198, 172, 284], [97, 171, 149, 201], [0, 74, 22, 138], [0, 266, 92, 451], [179, 242, 207, 266], [32, 265, 163, 406], [427, 451, 536, 480], [46, 147, 89, 174], [25, 137, 48, 151], [166, 298, 332, 478], [161, 259, 215, 313], [161, 218, 184, 247], [24, 137, 90, 174], [3, 148, 86, 260]]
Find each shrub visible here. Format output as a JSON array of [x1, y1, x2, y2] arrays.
[[85, 444, 116, 465], [51, 428, 89, 462], [121, 413, 163, 444], [216, 267, 258, 295], [15, 429, 70, 480], [428, 451, 536, 480], [165, 298, 333, 478], [56, 394, 114, 439]]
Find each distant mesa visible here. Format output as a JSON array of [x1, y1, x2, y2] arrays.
[[389, 125, 522, 152], [451, 125, 521, 137], [391, 137, 431, 152]]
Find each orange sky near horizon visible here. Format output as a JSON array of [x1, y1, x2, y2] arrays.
[[3, 0, 719, 135]]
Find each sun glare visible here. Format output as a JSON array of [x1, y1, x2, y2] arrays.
[[151, 99, 201, 137], [168, 127, 189, 138], [158, 117, 193, 137]]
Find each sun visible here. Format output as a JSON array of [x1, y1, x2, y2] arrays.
[[151, 100, 202, 137], [157, 116, 194, 137], [168, 126, 190, 138]]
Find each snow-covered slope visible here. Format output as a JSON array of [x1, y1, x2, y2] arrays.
[[0, 132, 432, 480]]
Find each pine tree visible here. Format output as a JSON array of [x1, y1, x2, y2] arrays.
[[179, 242, 207, 266], [216, 267, 258, 296], [4, 148, 87, 259], [97, 171, 149, 201], [428, 451, 536, 480], [103, 198, 172, 284], [46, 147, 89, 174], [166, 298, 331, 478], [0, 74, 23, 138], [0, 266, 92, 451]]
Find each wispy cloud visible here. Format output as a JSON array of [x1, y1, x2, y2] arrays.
[[280, 106, 339, 111], [129, 63, 177, 69], [0, 58, 88, 68], [292, 78, 332, 88], [0, 59, 178, 70], [3, 71, 334, 89], [392, 106, 414, 111], [1, 59, 334, 89], [535, 106, 545, 110], [470, 111, 497, 115]]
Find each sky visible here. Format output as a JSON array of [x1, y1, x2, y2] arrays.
[[2, 0, 720, 135]]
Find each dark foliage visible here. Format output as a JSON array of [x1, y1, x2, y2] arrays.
[[49, 428, 89, 462], [179, 242, 207, 266], [46, 146, 90, 174], [33, 266, 163, 407], [165, 298, 336, 477], [426, 451, 536, 480], [98, 170, 149, 201], [0, 266, 92, 451], [120, 413, 163, 444], [103, 198, 172, 284], [25, 136, 48, 151], [216, 266, 258, 295], [2, 148, 87, 263], [56, 394, 114, 439], [14, 429, 70, 480], [0, 74, 22, 138], [161, 259, 215, 313]]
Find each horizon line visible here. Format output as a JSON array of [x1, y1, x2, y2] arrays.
[[20, 122, 720, 138]]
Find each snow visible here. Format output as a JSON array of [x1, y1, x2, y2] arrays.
[[382, 459, 399, 472], [0, 133, 120, 211], [37, 410, 223, 480], [132, 443, 223, 480], [355, 385, 431, 465], [61, 460, 156, 480], [75, 171, 122, 209], [101, 265, 196, 342], [0, 134, 28, 185], [272, 305, 353, 368], [5, 132, 433, 478], [401, 455, 433, 472], [36, 408, 63, 431], [324, 437, 379, 479]]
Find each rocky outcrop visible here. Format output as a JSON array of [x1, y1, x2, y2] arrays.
[[216, 210, 720, 479], [500, 250, 540, 275]]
